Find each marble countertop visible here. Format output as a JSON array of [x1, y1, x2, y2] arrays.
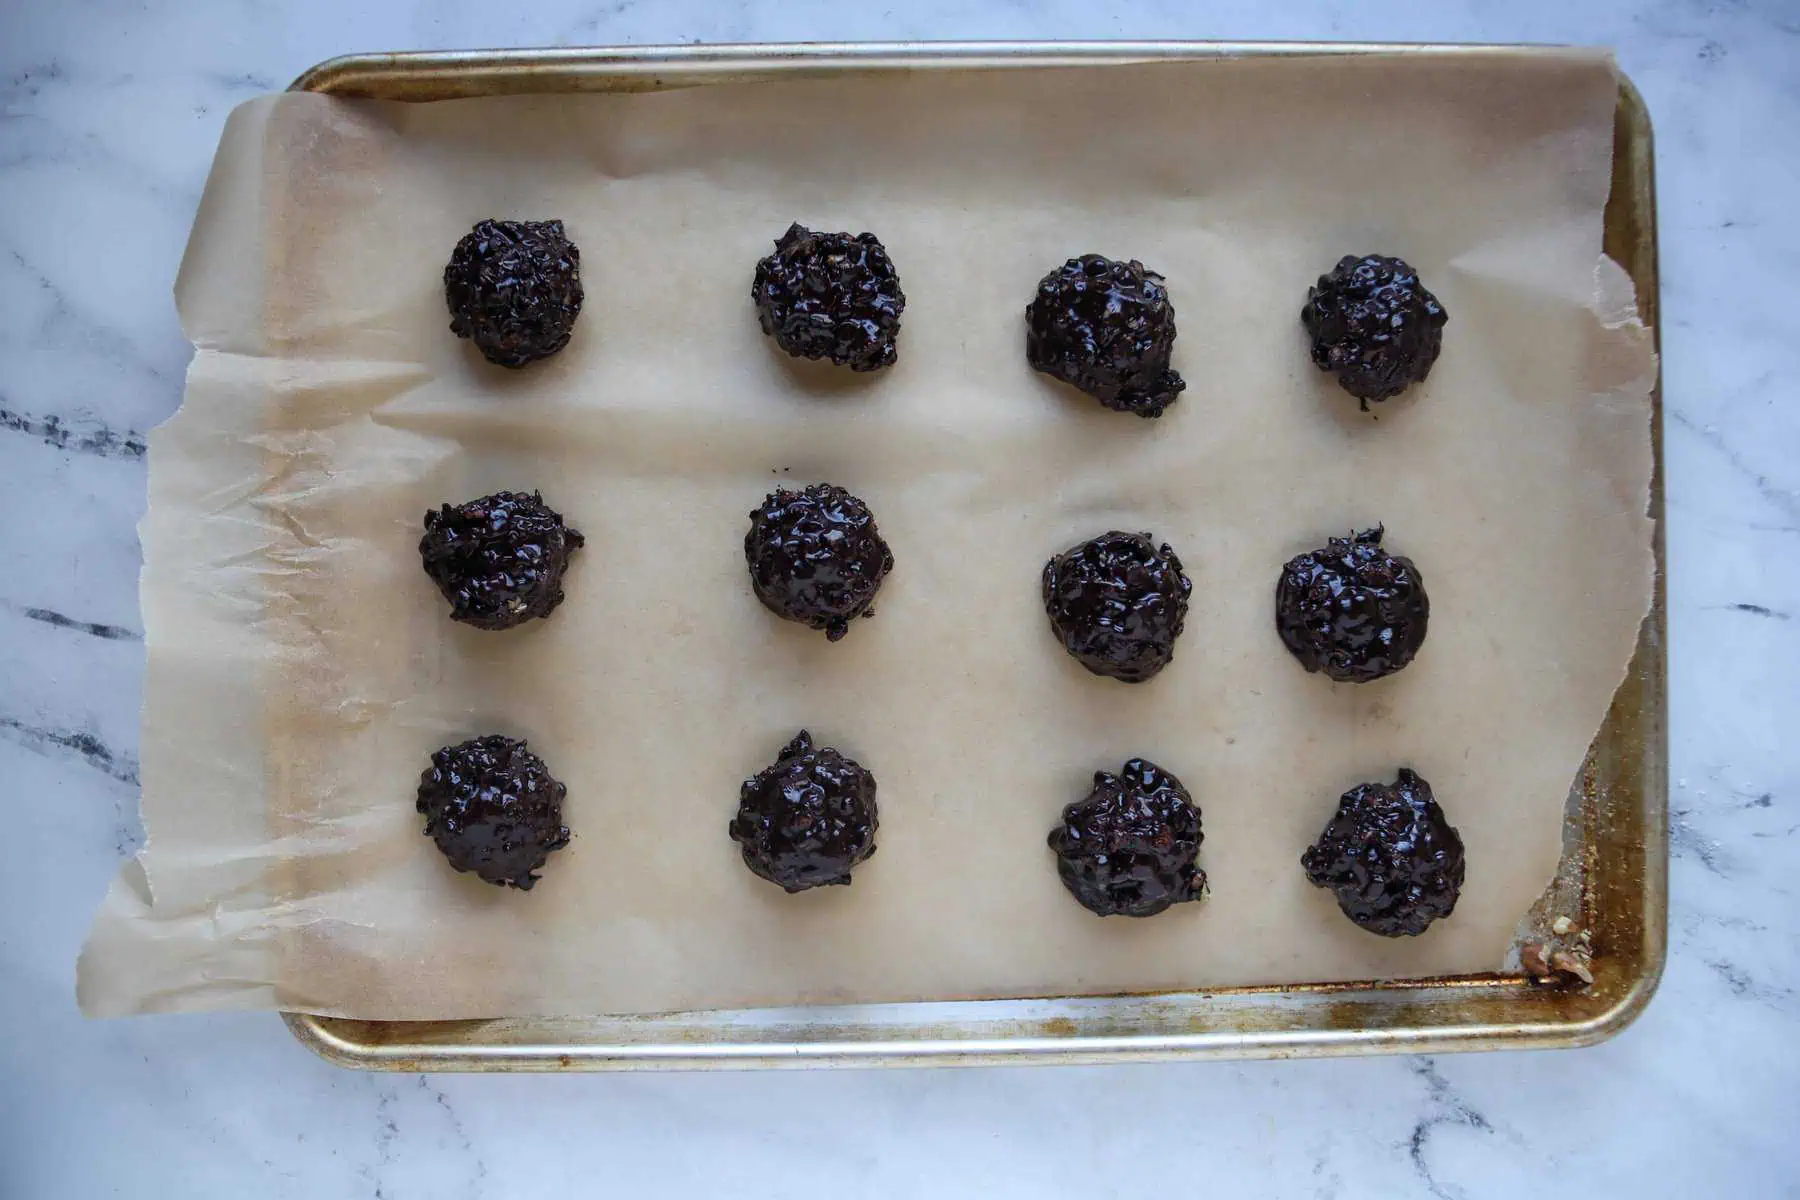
[[4, 1, 1795, 1195]]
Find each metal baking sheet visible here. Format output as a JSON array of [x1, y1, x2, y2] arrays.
[[281, 41, 1665, 1069]]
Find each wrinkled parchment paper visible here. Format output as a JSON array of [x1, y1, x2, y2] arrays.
[[80, 52, 1656, 1018]]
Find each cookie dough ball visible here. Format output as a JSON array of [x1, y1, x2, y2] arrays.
[[1025, 254, 1187, 418], [1048, 758, 1205, 917], [1042, 531, 1191, 682], [444, 219, 584, 368], [745, 483, 894, 641], [1275, 526, 1428, 683], [1302, 768, 1464, 936], [752, 223, 905, 371], [416, 735, 571, 890], [730, 731, 878, 892], [1301, 254, 1446, 407], [420, 491, 584, 631]]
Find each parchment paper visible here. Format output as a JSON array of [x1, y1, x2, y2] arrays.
[[79, 52, 1656, 1019]]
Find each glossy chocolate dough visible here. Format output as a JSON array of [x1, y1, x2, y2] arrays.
[[752, 223, 905, 371], [1275, 526, 1428, 683], [745, 483, 893, 641], [1301, 253, 1446, 408], [1302, 767, 1465, 937], [420, 490, 584, 631], [1025, 254, 1186, 417], [1048, 757, 1205, 918], [444, 218, 584, 367], [729, 731, 879, 893], [416, 735, 572, 890], [1042, 531, 1191, 682]]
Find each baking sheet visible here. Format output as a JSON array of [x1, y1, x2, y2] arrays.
[[79, 51, 1656, 1019]]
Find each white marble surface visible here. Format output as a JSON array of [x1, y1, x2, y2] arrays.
[[2, 0, 1796, 1195]]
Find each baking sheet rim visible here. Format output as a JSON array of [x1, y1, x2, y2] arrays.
[[276, 40, 1666, 1068]]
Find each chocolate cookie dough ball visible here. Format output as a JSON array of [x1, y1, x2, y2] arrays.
[[1042, 531, 1191, 683], [730, 731, 878, 893], [420, 490, 584, 631], [752, 223, 905, 371], [1025, 254, 1187, 418], [416, 735, 571, 890], [1048, 758, 1205, 918], [444, 219, 584, 368], [745, 483, 893, 641], [1275, 527, 1428, 684], [1302, 768, 1464, 937], [1301, 254, 1446, 407]]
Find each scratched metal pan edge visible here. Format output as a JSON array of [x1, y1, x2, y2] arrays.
[[277, 42, 1665, 1070]]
